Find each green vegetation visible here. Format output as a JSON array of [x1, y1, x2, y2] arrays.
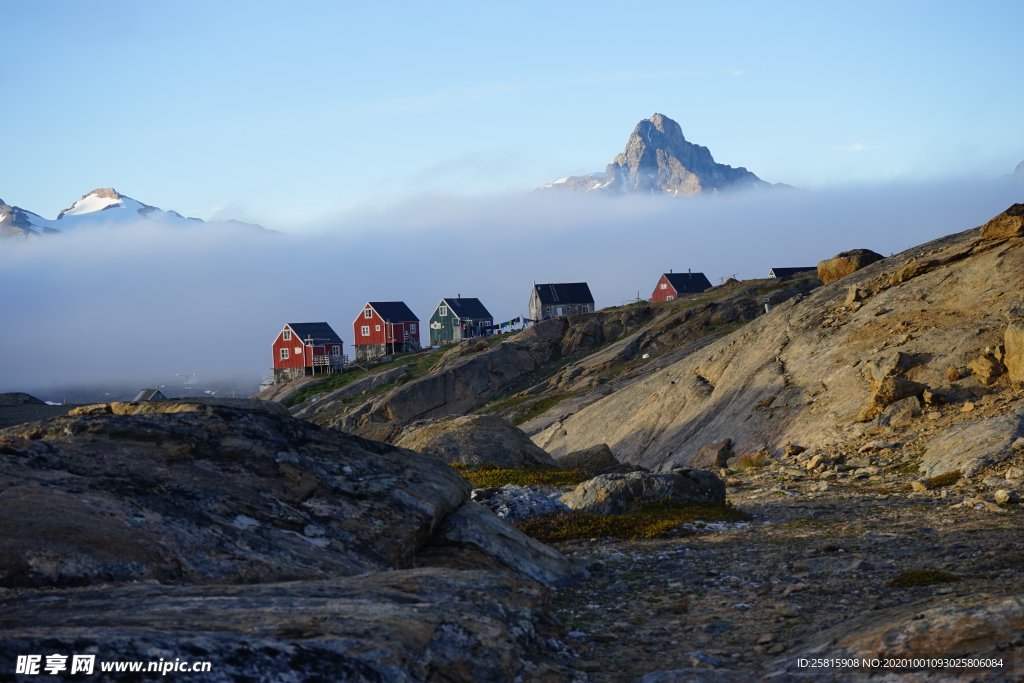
[[452, 464, 590, 488], [889, 569, 960, 589], [734, 451, 771, 470], [287, 348, 445, 407], [920, 470, 962, 489], [514, 501, 751, 543]]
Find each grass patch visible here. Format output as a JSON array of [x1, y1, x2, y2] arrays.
[[451, 464, 590, 489], [734, 451, 771, 470], [782, 517, 829, 530], [920, 470, 962, 489], [287, 348, 444, 407], [889, 569, 960, 589], [514, 501, 751, 543]]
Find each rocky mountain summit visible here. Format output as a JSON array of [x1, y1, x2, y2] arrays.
[[542, 113, 769, 196], [1016, 159, 1024, 174]]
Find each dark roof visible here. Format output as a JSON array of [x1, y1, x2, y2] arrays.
[[133, 388, 167, 402], [663, 272, 712, 294], [769, 267, 816, 278], [533, 282, 594, 305], [287, 322, 343, 345], [440, 297, 492, 320], [367, 301, 419, 322]]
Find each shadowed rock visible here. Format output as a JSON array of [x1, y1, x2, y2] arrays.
[[395, 414, 556, 468]]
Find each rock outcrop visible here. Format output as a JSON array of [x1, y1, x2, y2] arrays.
[[541, 113, 769, 196], [0, 401, 581, 679], [395, 414, 556, 468], [559, 469, 725, 515], [533, 205, 1024, 472], [980, 202, 1024, 239], [554, 443, 635, 475], [816, 248, 885, 284]]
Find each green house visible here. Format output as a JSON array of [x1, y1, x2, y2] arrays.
[[429, 297, 494, 346]]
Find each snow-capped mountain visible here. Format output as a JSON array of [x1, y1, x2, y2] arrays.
[[1, 188, 264, 238], [541, 113, 770, 196]]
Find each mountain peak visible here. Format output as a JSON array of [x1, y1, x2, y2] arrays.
[[542, 113, 768, 196], [58, 187, 131, 219], [1015, 160, 1024, 174]]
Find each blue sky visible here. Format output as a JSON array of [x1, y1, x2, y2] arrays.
[[4, 1, 1023, 227]]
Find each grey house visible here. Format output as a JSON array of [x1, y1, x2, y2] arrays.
[[428, 297, 493, 346], [528, 282, 595, 321]]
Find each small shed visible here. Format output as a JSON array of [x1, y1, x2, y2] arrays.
[[272, 322, 344, 382], [651, 270, 712, 302], [768, 267, 816, 279], [528, 282, 594, 321], [429, 296, 494, 346]]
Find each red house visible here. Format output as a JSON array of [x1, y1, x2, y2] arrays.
[[272, 322, 344, 382], [353, 301, 420, 362], [651, 270, 713, 302]]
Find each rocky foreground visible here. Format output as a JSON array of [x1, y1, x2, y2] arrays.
[[0, 400, 581, 681]]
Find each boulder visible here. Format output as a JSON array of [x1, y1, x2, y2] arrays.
[[968, 353, 1004, 385], [559, 469, 725, 515], [858, 375, 927, 422], [980, 203, 1024, 239], [877, 395, 921, 428], [1005, 321, 1024, 383], [816, 249, 885, 285], [471, 485, 570, 522], [554, 443, 634, 475], [689, 438, 734, 468], [918, 411, 1024, 478], [395, 415, 556, 468]]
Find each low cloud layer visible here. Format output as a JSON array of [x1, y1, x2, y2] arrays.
[[2, 176, 1021, 400]]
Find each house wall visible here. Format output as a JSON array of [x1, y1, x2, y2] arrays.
[[354, 305, 420, 360], [530, 290, 593, 320], [651, 275, 678, 302], [273, 327, 313, 371], [429, 304, 460, 346]]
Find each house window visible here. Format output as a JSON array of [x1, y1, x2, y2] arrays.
[[666, 295, 675, 301], [283, 329, 292, 340], [659, 283, 668, 290], [280, 348, 289, 360], [375, 324, 381, 332], [364, 309, 373, 318], [361, 325, 370, 336], [439, 305, 448, 317], [332, 345, 341, 357], [409, 323, 417, 333]]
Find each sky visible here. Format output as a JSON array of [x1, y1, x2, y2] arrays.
[[3, 1, 1023, 225], [3, 1, 1024, 399]]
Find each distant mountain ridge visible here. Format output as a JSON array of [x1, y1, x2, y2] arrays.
[[542, 113, 770, 196], [1016, 160, 1024, 174], [0, 187, 264, 238]]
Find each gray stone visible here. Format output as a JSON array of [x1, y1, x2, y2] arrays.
[[690, 438, 734, 469], [395, 415, 556, 468], [918, 412, 1024, 478], [877, 395, 921, 427], [555, 443, 634, 475], [560, 469, 725, 515], [472, 485, 569, 521]]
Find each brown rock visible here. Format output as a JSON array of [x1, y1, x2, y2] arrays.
[[1005, 321, 1024, 383], [555, 443, 635, 475], [817, 249, 885, 285], [968, 354, 1004, 385], [980, 203, 1024, 239], [858, 376, 927, 422]]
